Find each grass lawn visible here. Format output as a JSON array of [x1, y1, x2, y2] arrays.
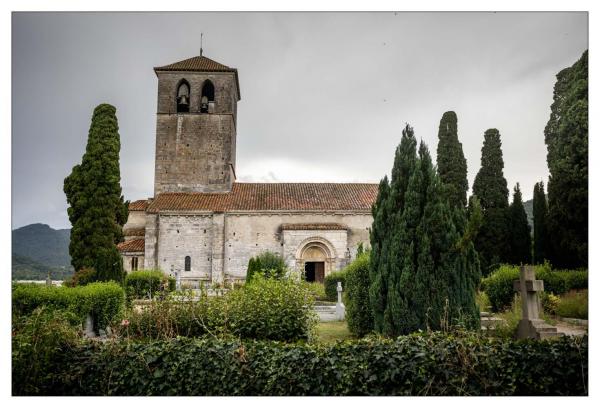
[[314, 321, 354, 343]]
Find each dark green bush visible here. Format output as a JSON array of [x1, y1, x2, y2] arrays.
[[345, 252, 373, 337], [15, 331, 587, 396], [121, 276, 317, 342], [324, 270, 346, 302], [246, 251, 287, 283], [12, 282, 125, 330], [124, 270, 175, 300], [481, 264, 588, 312]]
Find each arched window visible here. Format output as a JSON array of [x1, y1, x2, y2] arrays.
[[184, 256, 191, 272], [176, 80, 190, 113], [200, 80, 215, 113]]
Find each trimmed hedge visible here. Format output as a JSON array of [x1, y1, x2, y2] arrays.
[[345, 252, 373, 337], [480, 265, 588, 312], [12, 282, 125, 330], [124, 270, 175, 300], [13, 332, 587, 396], [324, 270, 346, 302]]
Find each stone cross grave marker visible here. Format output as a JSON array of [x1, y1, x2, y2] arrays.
[[513, 265, 558, 339], [335, 281, 346, 321]]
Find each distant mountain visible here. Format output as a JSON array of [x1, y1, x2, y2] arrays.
[[523, 199, 533, 229], [12, 223, 73, 280], [12, 253, 73, 280]]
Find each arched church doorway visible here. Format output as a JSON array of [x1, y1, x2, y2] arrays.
[[301, 244, 327, 283]]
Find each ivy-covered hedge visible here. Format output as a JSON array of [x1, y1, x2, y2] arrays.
[[480, 265, 588, 312], [124, 270, 175, 300], [13, 332, 587, 396], [12, 282, 125, 330], [324, 270, 346, 302]]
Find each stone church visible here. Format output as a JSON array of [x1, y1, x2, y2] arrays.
[[117, 54, 377, 287]]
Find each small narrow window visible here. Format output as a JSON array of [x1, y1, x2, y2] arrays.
[[131, 257, 138, 271], [176, 80, 190, 113], [184, 256, 191, 272], [200, 80, 215, 113]]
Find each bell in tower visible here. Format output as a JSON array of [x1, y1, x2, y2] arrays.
[[176, 81, 190, 113]]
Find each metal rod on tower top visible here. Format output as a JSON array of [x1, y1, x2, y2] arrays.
[[200, 33, 203, 56]]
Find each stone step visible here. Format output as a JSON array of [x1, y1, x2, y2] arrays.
[[314, 306, 336, 312], [481, 317, 503, 328]]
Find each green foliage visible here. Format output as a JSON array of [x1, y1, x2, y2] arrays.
[[15, 332, 587, 396], [481, 264, 588, 312], [124, 270, 174, 300], [64, 266, 97, 287], [475, 291, 491, 313], [472, 128, 510, 274], [544, 50, 588, 269], [324, 270, 346, 301], [304, 282, 326, 301], [12, 307, 81, 395], [491, 294, 522, 340], [540, 292, 560, 315], [122, 276, 317, 342], [63, 104, 129, 274], [12, 252, 73, 281], [246, 251, 287, 283], [370, 125, 480, 336], [345, 252, 373, 337], [555, 290, 587, 319], [507, 184, 532, 264], [532, 181, 549, 264], [12, 282, 125, 330], [436, 111, 469, 207]]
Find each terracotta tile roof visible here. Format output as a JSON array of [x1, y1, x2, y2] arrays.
[[123, 227, 145, 237], [129, 199, 150, 211], [280, 223, 347, 231], [147, 183, 378, 213], [117, 239, 145, 253], [154, 55, 240, 99]]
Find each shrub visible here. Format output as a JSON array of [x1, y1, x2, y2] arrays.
[[246, 251, 287, 283], [304, 282, 326, 301], [12, 282, 125, 330], [124, 270, 175, 300], [12, 307, 81, 395], [324, 270, 346, 302], [15, 332, 587, 396], [345, 252, 373, 337], [64, 267, 97, 287], [120, 276, 317, 342], [481, 264, 588, 312], [556, 290, 588, 319], [540, 292, 560, 315]]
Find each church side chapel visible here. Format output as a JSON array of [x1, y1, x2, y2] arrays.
[[118, 53, 377, 287]]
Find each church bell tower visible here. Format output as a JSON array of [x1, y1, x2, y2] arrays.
[[153, 55, 240, 195]]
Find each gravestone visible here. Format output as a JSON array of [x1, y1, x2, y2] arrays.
[[513, 265, 559, 339], [335, 281, 345, 321]]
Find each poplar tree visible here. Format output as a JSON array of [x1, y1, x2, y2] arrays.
[[472, 128, 510, 275], [545, 50, 588, 268], [436, 111, 468, 207], [507, 183, 531, 264], [64, 104, 128, 283], [532, 181, 549, 264], [370, 124, 480, 336]]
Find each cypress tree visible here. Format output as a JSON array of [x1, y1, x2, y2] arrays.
[[507, 183, 532, 264], [472, 128, 510, 275], [436, 111, 468, 207], [64, 104, 128, 282], [532, 181, 549, 264], [544, 50, 588, 268], [370, 125, 480, 336]]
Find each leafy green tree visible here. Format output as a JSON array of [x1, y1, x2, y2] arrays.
[[507, 183, 532, 265], [545, 50, 588, 268], [436, 111, 468, 207], [533, 181, 549, 264], [64, 104, 128, 282], [370, 125, 480, 336], [345, 251, 373, 337], [472, 128, 510, 274]]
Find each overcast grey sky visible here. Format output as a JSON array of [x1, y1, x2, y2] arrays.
[[12, 12, 588, 229]]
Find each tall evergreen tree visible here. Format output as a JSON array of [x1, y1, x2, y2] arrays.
[[64, 104, 128, 282], [507, 183, 532, 264], [370, 125, 480, 336], [532, 181, 549, 264], [472, 128, 510, 275], [544, 50, 588, 268], [436, 111, 468, 207]]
